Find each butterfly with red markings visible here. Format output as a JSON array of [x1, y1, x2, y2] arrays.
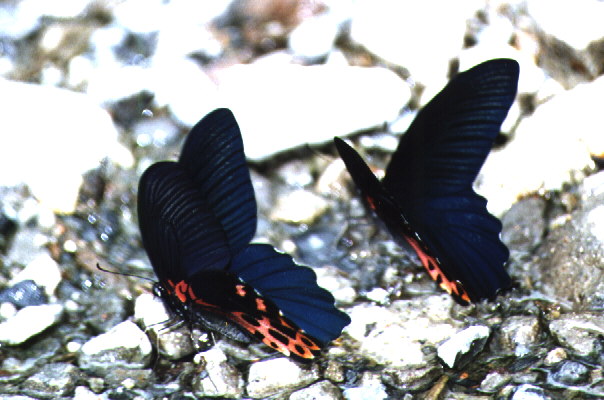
[[334, 59, 517, 305], [138, 108, 350, 362]]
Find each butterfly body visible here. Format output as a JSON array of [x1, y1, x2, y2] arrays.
[[138, 109, 349, 362], [335, 59, 518, 304]]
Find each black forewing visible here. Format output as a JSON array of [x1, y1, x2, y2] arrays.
[[227, 244, 351, 345], [382, 59, 518, 301], [334, 137, 384, 199], [138, 162, 231, 282], [178, 108, 257, 256], [383, 58, 519, 200]]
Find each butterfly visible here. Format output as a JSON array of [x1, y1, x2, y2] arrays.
[[334, 59, 518, 305], [138, 108, 350, 362]]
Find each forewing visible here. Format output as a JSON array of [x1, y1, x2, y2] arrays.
[[178, 108, 257, 255], [382, 58, 519, 201], [227, 244, 351, 346], [137, 162, 231, 281]]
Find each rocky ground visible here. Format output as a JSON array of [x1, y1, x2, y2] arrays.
[[0, 0, 603, 399]]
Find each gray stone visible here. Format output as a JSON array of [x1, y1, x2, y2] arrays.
[[79, 320, 152, 374], [501, 197, 547, 258], [289, 380, 342, 400], [0, 280, 46, 308], [552, 360, 590, 385], [548, 313, 604, 358], [342, 372, 388, 400], [246, 357, 319, 398], [0, 304, 63, 345], [480, 371, 512, 393], [499, 316, 541, 356], [21, 362, 81, 399], [192, 347, 244, 398], [437, 325, 490, 368], [511, 383, 551, 400]]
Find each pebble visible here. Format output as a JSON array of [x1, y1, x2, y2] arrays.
[[342, 371, 388, 400], [345, 296, 459, 368], [0, 279, 46, 308], [552, 360, 590, 385], [480, 371, 512, 393], [511, 383, 551, 400], [436, 325, 490, 368], [0, 304, 63, 345], [192, 347, 245, 398], [499, 316, 541, 357], [543, 347, 568, 366], [79, 320, 153, 374], [214, 64, 410, 161], [246, 357, 319, 398], [288, 12, 342, 61], [133, 292, 196, 360], [21, 362, 81, 399], [548, 313, 604, 358], [289, 380, 343, 400], [10, 252, 62, 296], [270, 189, 330, 224], [0, 79, 131, 213]]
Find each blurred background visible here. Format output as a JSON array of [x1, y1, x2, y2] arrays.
[[1, 0, 604, 399]]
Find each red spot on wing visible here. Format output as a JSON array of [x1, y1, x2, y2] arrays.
[[403, 235, 471, 305], [235, 284, 246, 297], [255, 298, 267, 312]]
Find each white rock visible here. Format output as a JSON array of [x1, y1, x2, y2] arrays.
[[215, 64, 410, 160], [289, 13, 341, 60], [343, 372, 388, 400], [270, 189, 329, 224], [0, 304, 63, 345], [527, 0, 604, 50], [79, 320, 152, 373], [10, 252, 62, 296], [478, 76, 604, 216], [290, 380, 342, 400], [0, 79, 132, 213], [247, 357, 319, 398], [437, 325, 490, 368], [344, 297, 458, 368], [350, 0, 483, 86]]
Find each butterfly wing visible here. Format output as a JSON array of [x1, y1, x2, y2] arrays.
[[382, 59, 517, 302], [228, 244, 351, 347], [137, 161, 231, 282], [178, 108, 257, 255]]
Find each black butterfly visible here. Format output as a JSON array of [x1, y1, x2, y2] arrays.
[[334, 59, 517, 305], [138, 108, 350, 362]]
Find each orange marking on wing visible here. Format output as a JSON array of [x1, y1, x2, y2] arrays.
[[235, 284, 246, 297], [365, 196, 377, 211], [172, 280, 189, 303], [256, 298, 267, 312], [230, 312, 321, 360], [404, 236, 471, 304]]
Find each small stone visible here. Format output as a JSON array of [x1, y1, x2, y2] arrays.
[[10, 252, 62, 296], [79, 320, 152, 374], [548, 313, 604, 358], [104, 368, 153, 390], [73, 385, 105, 400], [134, 293, 196, 360], [0, 280, 46, 308], [342, 371, 388, 400], [270, 189, 329, 225], [21, 363, 81, 399], [289, 380, 343, 400], [192, 347, 245, 398], [382, 367, 442, 392], [437, 325, 490, 368], [246, 357, 319, 398], [480, 371, 512, 393], [324, 359, 346, 383], [552, 360, 590, 385], [511, 383, 550, 400], [0, 304, 63, 345], [544, 348, 568, 366], [289, 13, 341, 61], [499, 316, 541, 356]]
